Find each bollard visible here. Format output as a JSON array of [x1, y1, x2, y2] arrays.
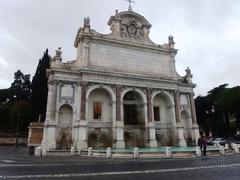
[[234, 146, 239, 154], [195, 146, 201, 157], [34, 146, 42, 156], [165, 147, 171, 158], [106, 147, 111, 158], [225, 143, 229, 150], [77, 147, 82, 155], [231, 143, 239, 153], [133, 147, 139, 158], [42, 146, 47, 156], [219, 146, 225, 155], [70, 147, 75, 155], [88, 147, 93, 157]]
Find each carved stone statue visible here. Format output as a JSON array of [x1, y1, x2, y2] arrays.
[[120, 24, 129, 38], [55, 47, 62, 57], [184, 67, 193, 83], [84, 17, 90, 27], [120, 18, 144, 40], [168, 35, 175, 46]]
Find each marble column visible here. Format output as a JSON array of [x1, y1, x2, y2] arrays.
[[174, 90, 186, 146], [116, 85, 121, 121], [42, 80, 57, 149], [174, 90, 181, 123], [80, 82, 87, 120], [115, 85, 125, 148], [146, 88, 157, 147], [147, 88, 153, 122], [73, 83, 81, 148], [189, 92, 200, 145], [45, 81, 54, 121], [189, 93, 197, 125], [77, 82, 88, 149]]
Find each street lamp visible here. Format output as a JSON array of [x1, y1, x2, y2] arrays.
[[13, 95, 20, 148]]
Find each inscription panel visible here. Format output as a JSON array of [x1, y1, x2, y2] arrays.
[[89, 42, 172, 77]]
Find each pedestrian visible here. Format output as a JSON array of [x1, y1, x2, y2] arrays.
[[202, 136, 207, 156], [198, 136, 203, 153]]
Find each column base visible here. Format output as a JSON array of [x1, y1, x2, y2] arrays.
[[77, 140, 88, 149], [115, 140, 125, 148], [149, 140, 158, 148], [177, 139, 187, 147]]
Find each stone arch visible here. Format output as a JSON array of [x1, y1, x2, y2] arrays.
[[121, 88, 147, 147], [86, 85, 115, 148], [86, 84, 116, 102], [152, 90, 175, 146], [121, 88, 147, 104], [57, 103, 74, 114], [151, 90, 174, 106], [86, 86, 114, 122], [57, 104, 73, 149], [152, 90, 175, 123]]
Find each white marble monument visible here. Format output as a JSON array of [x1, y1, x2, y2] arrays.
[[42, 7, 199, 150]]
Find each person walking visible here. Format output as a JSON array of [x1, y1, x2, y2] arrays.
[[198, 136, 203, 154], [202, 136, 207, 156], [198, 135, 207, 156]]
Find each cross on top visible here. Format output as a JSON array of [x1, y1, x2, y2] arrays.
[[126, 0, 135, 11]]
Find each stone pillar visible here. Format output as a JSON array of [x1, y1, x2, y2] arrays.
[[115, 121, 125, 148], [77, 119, 88, 149], [174, 90, 186, 146], [116, 85, 121, 121], [45, 81, 57, 121], [73, 83, 81, 148], [146, 88, 157, 147], [175, 124, 187, 147], [174, 90, 180, 123], [83, 37, 89, 67], [80, 82, 87, 120], [42, 80, 58, 150], [189, 93, 197, 125], [42, 121, 57, 150], [77, 82, 88, 149], [148, 122, 158, 147], [189, 93, 200, 145], [115, 85, 125, 148], [147, 88, 153, 122]]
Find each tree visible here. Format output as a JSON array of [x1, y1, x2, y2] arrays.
[[0, 70, 33, 133], [9, 70, 32, 102], [195, 84, 229, 136], [217, 86, 240, 131], [31, 49, 50, 121]]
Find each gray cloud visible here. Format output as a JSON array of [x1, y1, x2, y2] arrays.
[[0, 0, 239, 96]]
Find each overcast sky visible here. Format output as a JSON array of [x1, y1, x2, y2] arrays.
[[0, 0, 240, 96]]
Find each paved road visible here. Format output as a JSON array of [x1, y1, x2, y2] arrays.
[[0, 146, 240, 179]]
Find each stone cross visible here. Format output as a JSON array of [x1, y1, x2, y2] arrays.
[[126, 0, 135, 11]]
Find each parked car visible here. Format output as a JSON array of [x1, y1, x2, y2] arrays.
[[210, 138, 226, 145], [235, 134, 240, 140], [207, 138, 214, 145]]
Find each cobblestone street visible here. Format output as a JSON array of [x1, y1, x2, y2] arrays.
[[0, 146, 240, 179]]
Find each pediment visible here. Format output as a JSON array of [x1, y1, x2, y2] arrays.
[[107, 11, 153, 44]]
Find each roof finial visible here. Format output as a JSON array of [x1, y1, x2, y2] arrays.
[[125, 0, 135, 11]]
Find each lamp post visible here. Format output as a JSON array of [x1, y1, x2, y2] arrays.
[[13, 95, 20, 148]]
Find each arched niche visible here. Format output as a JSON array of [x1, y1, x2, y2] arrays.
[[57, 104, 73, 149]]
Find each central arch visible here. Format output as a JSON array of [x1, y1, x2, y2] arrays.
[[122, 90, 146, 147]]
